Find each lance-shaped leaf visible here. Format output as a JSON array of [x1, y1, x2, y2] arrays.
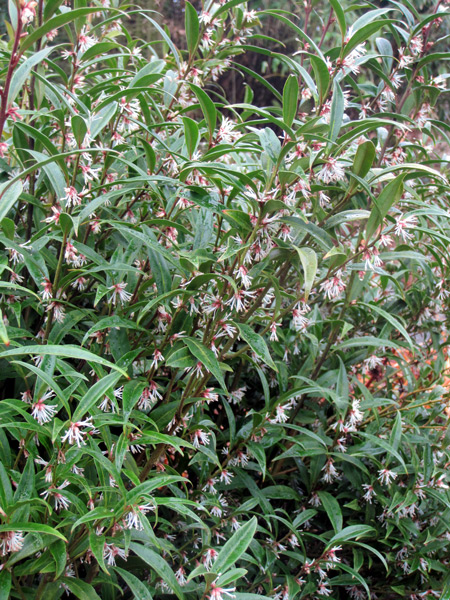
[[190, 84, 217, 143], [0, 345, 129, 378], [114, 567, 153, 600], [0, 180, 22, 222], [185, 1, 200, 56], [295, 247, 318, 301], [329, 80, 344, 144], [72, 372, 122, 421], [236, 323, 277, 372], [365, 174, 405, 241], [282, 75, 298, 128], [129, 543, 185, 600], [184, 337, 227, 392], [213, 516, 257, 574], [0, 524, 67, 541]]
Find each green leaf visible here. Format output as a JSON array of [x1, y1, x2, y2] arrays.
[[327, 525, 375, 547], [13, 457, 34, 504], [184, 337, 227, 392], [0, 180, 22, 222], [359, 302, 413, 351], [182, 116, 200, 158], [282, 75, 299, 128], [49, 539, 67, 579], [126, 474, 187, 505], [185, 1, 200, 56], [59, 212, 73, 236], [71, 115, 87, 147], [0, 569, 11, 600], [222, 209, 252, 233], [234, 596, 273, 600], [0, 462, 12, 508], [309, 55, 330, 104], [259, 127, 281, 163], [72, 372, 122, 422], [0, 524, 67, 542], [11, 359, 70, 415], [129, 543, 184, 600], [247, 441, 267, 480], [358, 432, 407, 470], [21, 8, 111, 52], [352, 140, 376, 180], [122, 379, 147, 423], [317, 491, 342, 532], [216, 569, 247, 587], [70, 507, 115, 532], [189, 84, 217, 142], [344, 16, 394, 56], [0, 345, 129, 378], [61, 578, 101, 600], [1, 217, 14, 240], [26, 150, 67, 200], [329, 80, 344, 144], [236, 323, 277, 372], [324, 210, 370, 229], [329, 0, 346, 39], [8, 46, 56, 104], [336, 336, 401, 350], [114, 566, 153, 599], [89, 532, 109, 574], [335, 357, 349, 414], [81, 316, 146, 346], [90, 102, 118, 139], [390, 411, 403, 453], [213, 517, 257, 574], [366, 174, 405, 241], [295, 247, 317, 301]]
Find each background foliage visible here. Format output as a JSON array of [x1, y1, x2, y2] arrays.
[[0, 0, 450, 599]]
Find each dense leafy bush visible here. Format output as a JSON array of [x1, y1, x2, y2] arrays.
[[1, 0, 450, 598]]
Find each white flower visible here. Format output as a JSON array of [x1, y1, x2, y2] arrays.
[[361, 483, 375, 503], [103, 543, 127, 566], [109, 282, 132, 305], [347, 399, 364, 428], [192, 429, 210, 448], [321, 459, 340, 483], [220, 469, 233, 485], [320, 270, 345, 300], [394, 214, 418, 241], [217, 117, 241, 144], [31, 391, 58, 424], [378, 468, 398, 485], [342, 43, 367, 74], [202, 548, 218, 569], [78, 26, 97, 52], [62, 186, 82, 208], [124, 503, 155, 530], [270, 401, 293, 424], [175, 566, 187, 585], [203, 477, 217, 493], [317, 157, 346, 183], [0, 531, 24, 555], [61, 419, 95, 447], [237, 265, 252, 289], [151, 349, 164, 369], [41, 480, 71, 511], [364, 355, 383, 371], [209, 583, 236, 600]]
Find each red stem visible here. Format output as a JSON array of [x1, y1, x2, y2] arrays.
[[0, 12, 23, 140]]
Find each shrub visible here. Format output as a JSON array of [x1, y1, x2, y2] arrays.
[[0, 0, 450, 598]]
